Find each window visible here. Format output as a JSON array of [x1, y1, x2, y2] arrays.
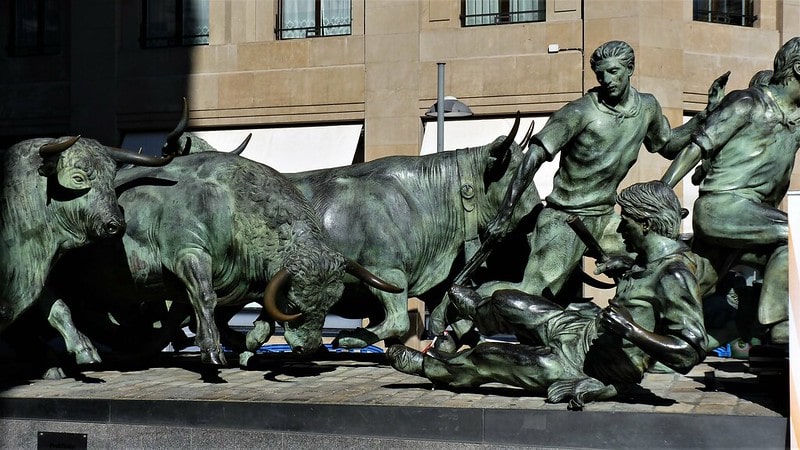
[[693, 0, 756, 27], [462, 0, 545, 27], [141, 0, 209, 48], [9, 0, 60, 56], [277, 0, 352, 40]]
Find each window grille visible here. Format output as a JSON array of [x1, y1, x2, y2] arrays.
[[693, 0, 756, 27], [462, 0, 545, 27], [142, 0, 209, 48], [10, 0, 60, 56], [277, 0, 352, 40]]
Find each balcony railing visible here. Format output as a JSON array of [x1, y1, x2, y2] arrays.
[[462, 7, 545, 26], [277, 22, 351, 40]]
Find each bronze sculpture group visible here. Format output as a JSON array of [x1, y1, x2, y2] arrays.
[[1, 37, 797, 407]]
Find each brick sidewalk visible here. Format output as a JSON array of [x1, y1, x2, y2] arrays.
[[0, 352, 786, 417]]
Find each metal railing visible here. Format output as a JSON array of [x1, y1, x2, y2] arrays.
[[694, 8, 757, 26], [276, 22, 352, 40], [462, 7, 545, 26]]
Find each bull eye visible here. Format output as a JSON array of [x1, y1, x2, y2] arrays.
[[56, 168, 92, 194]]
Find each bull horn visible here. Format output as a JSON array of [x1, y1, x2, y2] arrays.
[[231, 133, 252, 155], [519, 119, 536, 149], [485, 113, 521, 182], [345, 260, 404, 293], [105, 146, 176, 167], [263, 268, 302, 322], [162, 97, 189, 157], [491, 112, 521, 158], [39, 135, 81, 158]]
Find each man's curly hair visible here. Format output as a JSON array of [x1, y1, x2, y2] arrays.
[[616, 181, 682, 239]]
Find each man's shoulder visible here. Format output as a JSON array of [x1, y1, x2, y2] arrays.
[[637, 90, 659, 105], [649, 249, 699, 280], [635, 91, 665, 115], [544, 94, 595, 125], [719, 87, 761, 110], [564, 92, 597, 111]]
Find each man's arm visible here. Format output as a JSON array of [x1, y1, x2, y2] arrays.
[[661, 88, 754, 187], [600, 266, 707, 374], [657, 72, 730, 159], [483, 101, 585, 242], [660, 142, 702, 188]]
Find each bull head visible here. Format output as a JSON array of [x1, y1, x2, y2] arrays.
[[262, 260, 402, 323]]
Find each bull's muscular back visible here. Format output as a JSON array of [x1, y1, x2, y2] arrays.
[[113, 152, 323, 301], [288, 151, 479, 295]]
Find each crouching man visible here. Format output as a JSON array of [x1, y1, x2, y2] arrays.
[[387, 181, 708, 408]]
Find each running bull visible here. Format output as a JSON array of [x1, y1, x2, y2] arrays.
[[50, 151, 401, 365], [284, 116, 542, 348], [0, 123, 184, 371]]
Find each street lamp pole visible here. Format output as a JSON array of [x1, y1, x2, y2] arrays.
[[436, 62, 445, 153]]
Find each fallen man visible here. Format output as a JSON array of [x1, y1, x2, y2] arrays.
[[387, 181, 709, 409]]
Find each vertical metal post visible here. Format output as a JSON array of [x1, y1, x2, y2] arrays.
[[436, 62, 445, 152]]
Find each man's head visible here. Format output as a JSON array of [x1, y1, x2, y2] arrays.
[[616, 181, 682, 241], [770, 36, 800, 85], [590, 41, 635, 72], [590, 41, 635, 103], [749, 70, 773, 88]]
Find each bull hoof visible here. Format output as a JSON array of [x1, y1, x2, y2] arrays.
[[42, 366, 67, 380], [202, 350, 228, 366], [769, 321, 789, 345], [74, 347, 102, 365], [239, 351, 254, 368]]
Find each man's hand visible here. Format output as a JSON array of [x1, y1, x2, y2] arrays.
[[599, 301, 637, 339], [706, 70, 730, 112], [594, 255, 634, 278]]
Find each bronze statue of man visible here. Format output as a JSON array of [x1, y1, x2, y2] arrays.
[[476, 40, 726, 303], [662, 36, 800, 345], [388, 181, 709, 408]]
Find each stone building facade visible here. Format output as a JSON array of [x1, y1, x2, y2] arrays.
[[1, 0, 798, 189]]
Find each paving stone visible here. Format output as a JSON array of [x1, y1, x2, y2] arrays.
[[0, 354, 785, 419]]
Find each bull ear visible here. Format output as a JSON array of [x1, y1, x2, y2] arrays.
[[38, 159, 58, 177], [484, 113, 520, 185]]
